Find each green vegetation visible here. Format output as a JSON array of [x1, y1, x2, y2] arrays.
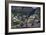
[[13, 21, 20, 25]]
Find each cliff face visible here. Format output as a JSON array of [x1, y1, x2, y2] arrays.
[[31, 7, 40, 28], [11, 6, 40, 29]]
